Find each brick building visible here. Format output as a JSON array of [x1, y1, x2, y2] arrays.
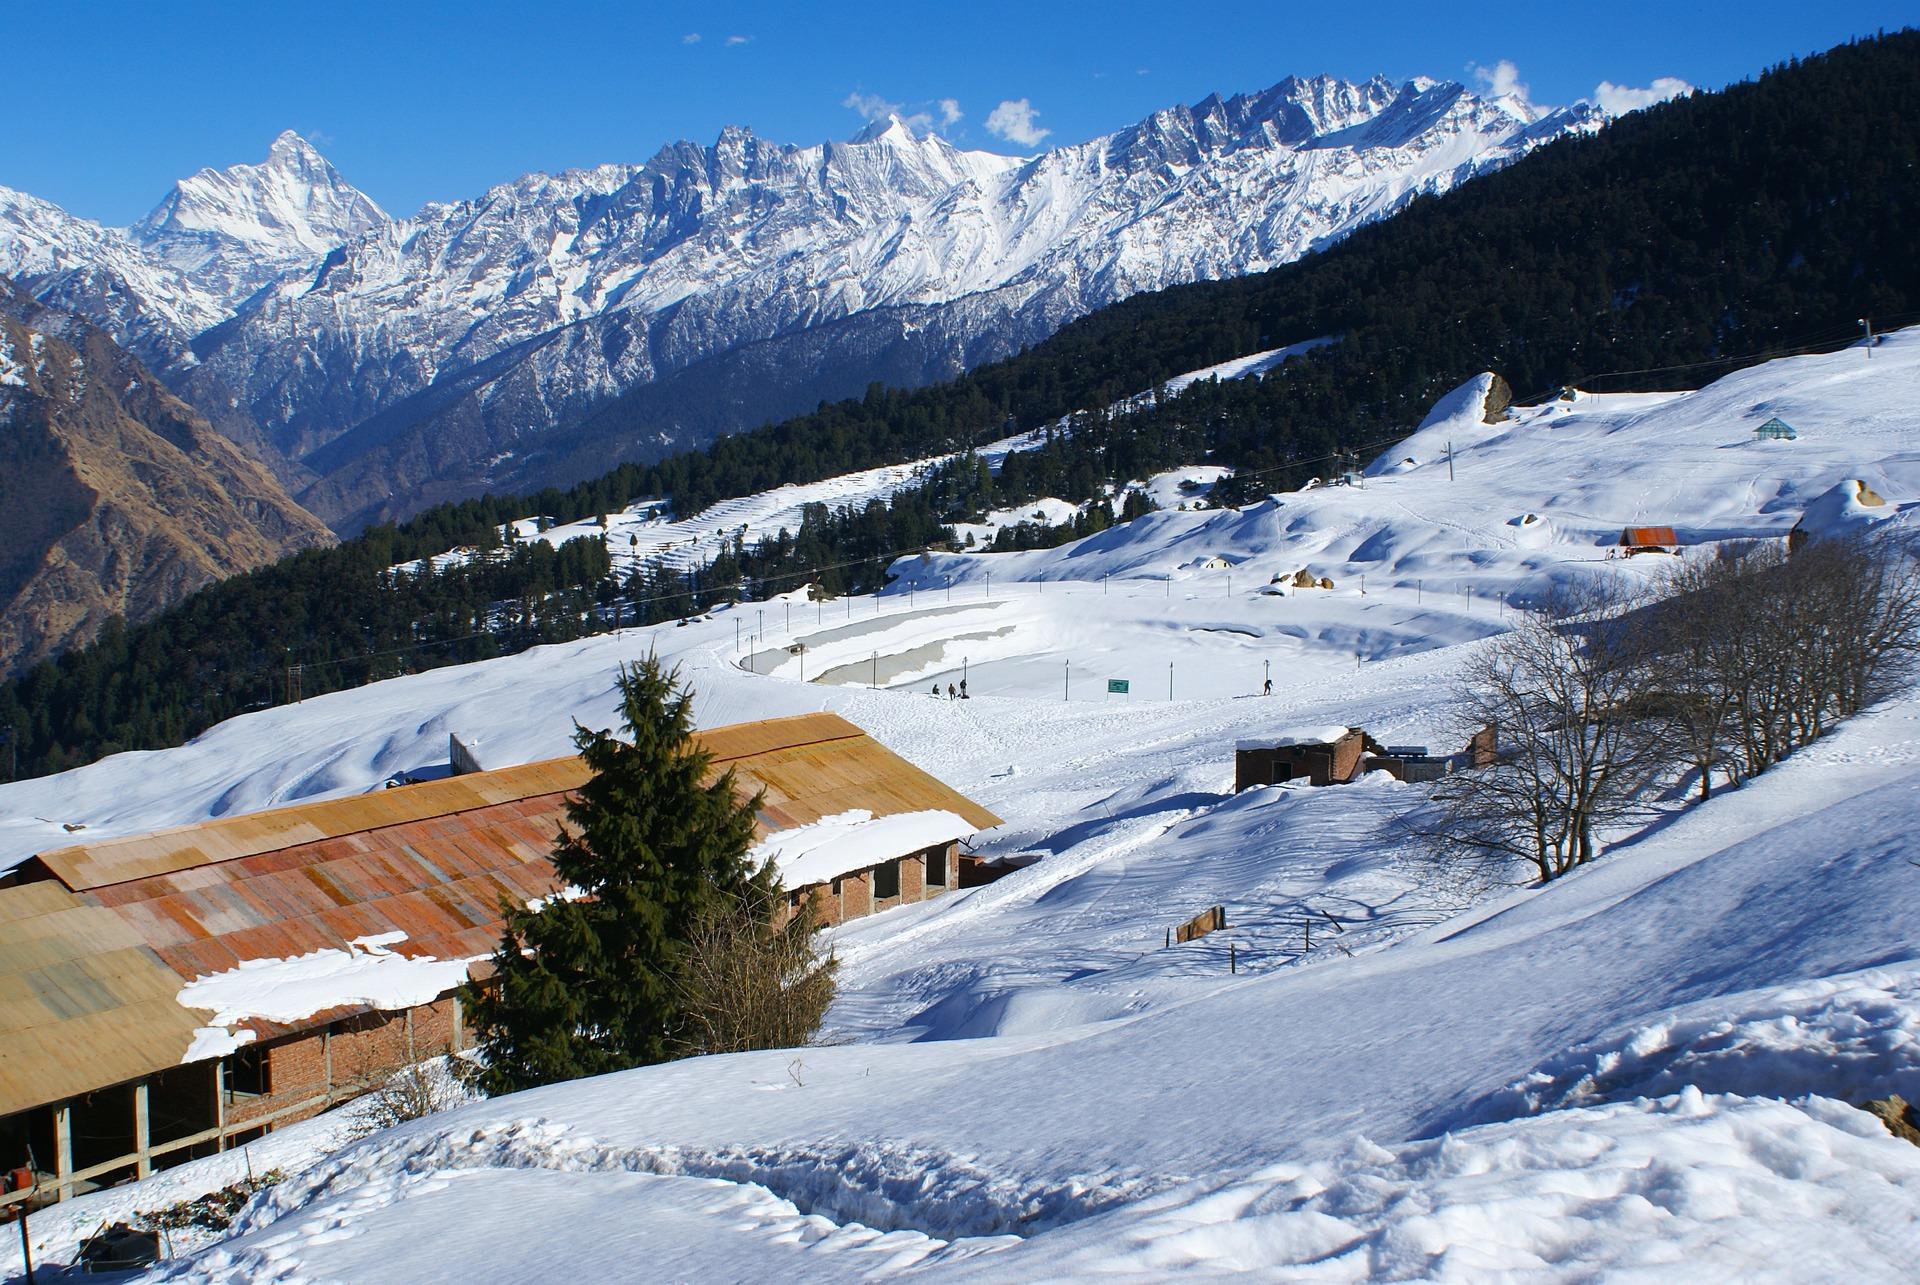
[[1235, 727, 1385, 790], [0, 712, 997, 1209]]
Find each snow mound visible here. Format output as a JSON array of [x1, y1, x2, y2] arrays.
[[1794, 477, 1897, 540], [1363, 372, 1503, 476], [994, 1090, 1920, 1281], [1466, 963, 1920, 1125]]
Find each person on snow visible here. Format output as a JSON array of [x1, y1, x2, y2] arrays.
[[948, 683, 958, 700]]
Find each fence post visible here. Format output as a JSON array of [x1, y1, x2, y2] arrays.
[[1229, 942, 1236, 974]]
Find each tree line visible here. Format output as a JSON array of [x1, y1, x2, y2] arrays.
[[1429, 535, 1920, 884]]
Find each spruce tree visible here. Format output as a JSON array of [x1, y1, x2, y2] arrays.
[[462, 655, 770, 1094]]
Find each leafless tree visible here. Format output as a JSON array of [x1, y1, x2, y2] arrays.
[[1428, 578, 1671, 883], [674, 875, 838, 1057], [1655, 535, 1920, 786]]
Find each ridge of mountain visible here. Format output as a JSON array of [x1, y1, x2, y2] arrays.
[[0, 74, 1607, 529]]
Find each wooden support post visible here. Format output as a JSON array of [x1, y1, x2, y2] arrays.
[[324, 1024, 334, 1091], [450, 995, 464, 1054], [52, 1103, 71, 1203], [212, 1061, 227, 1154], [133, 1080, 151, 1179]]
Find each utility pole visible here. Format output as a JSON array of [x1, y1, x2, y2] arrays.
[[1861, 317, 1874, 359], [1446, 440, 1455, 482], [871, 651, 878, 691]]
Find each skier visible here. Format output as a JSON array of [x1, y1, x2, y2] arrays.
[[948, 682, 957, 700], [959, 677, 969, 700], [1263, 677, 1273, 696]]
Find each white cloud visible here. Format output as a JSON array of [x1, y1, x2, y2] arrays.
[[985, 98, 1050, 148], [842, 93, 963, 138], [1470, 59, 1529, 101], [843, 91, 900, 123], [725, 34, 750, 46], [1593, 76, 1694, 115], [682, 32, 700, 44]]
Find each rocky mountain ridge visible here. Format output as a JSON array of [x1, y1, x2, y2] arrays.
[[0, 281, 333, 675]]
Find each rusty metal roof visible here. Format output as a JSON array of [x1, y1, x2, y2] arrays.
[[1, 712, 998, 1115], [1620, 526, 1679, 546], [0, 881, 206, 1117]]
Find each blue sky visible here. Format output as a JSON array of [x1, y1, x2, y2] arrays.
[[4, 1, 1912, 224]]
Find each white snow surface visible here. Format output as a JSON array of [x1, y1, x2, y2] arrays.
[[749, 809, 977, 888], [6, 334, 1920, 1280], [175, 934, 479, 1034]]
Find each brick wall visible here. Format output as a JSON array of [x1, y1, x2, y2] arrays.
[[230, 996, 464, 1130]]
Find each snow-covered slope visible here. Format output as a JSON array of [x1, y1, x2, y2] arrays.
[[6, 334, 1917, 1281]]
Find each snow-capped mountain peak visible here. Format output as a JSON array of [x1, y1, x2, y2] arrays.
[[134, 130, 389, 261]]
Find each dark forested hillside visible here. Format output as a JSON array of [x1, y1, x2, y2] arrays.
[[3, 31, 1917, 780]]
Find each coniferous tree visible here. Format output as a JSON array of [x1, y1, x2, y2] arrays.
[[462, 655, 771, 1094]]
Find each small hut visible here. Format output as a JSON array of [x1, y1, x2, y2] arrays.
[[1753, 417, 1798, 442], [1236, 727, 1385, 790], [1614, 526, 1679, 557]]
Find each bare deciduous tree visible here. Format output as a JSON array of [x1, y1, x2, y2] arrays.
[[674, 877, 838, 1057], [1428, 533, 1920, 885], [1428, 578, 1669, 882]]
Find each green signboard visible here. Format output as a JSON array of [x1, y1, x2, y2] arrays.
[[1107, 679, 1130, 694]]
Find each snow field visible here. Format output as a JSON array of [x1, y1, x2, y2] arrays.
[[5, 334, 1920, 1279]]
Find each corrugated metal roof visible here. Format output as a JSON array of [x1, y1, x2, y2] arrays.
[[34, 712, 865, 892], [1620, 526, 1679, 546], [0, 882, 205, 1117], [1, 712, 998, 1117]]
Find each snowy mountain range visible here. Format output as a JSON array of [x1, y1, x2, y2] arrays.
[[0, 76, 1607, 527]]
